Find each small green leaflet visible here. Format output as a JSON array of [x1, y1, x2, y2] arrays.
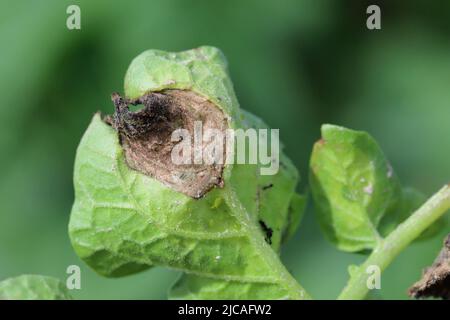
[[310, 124, 444, 252]]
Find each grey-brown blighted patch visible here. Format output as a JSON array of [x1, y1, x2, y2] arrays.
[[106, 89, 228, 199], [408, 234, 450, 299]]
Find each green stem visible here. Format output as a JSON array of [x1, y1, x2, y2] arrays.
[[338, 184, 450, 300], [223, 184, 312, 300]]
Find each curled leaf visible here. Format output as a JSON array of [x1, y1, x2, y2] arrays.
[[69, 47, 308, 299]]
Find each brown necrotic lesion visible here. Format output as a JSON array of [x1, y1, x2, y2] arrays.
[[105, 90, 228, 199], [409, 234, 450, 300]]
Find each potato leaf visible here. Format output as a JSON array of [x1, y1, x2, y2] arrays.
[[310, 124, 402, 252], [69, 47, 308, 299], [310, 124, 444, 253], [69, 113, 307, 299]]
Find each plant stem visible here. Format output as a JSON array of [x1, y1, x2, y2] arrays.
[[338, 184, 450, 300], [223, 185, 312, 300]]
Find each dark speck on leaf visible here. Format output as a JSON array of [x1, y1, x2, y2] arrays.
[[259, 220, 273, 245], [262, 184, 273, 191]]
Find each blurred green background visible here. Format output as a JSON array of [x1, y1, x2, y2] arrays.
[[1, 0, 449, 299]]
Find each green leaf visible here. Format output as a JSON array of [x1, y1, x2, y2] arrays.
[[170, 189, 306, 300], [69, 47, 308, 299], [0, 275, 72, 300], [310, 124, 402, 252], [310, 124, 444, 253]]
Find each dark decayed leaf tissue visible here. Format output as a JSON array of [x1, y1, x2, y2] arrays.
[[409, 234, 450, 300]]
